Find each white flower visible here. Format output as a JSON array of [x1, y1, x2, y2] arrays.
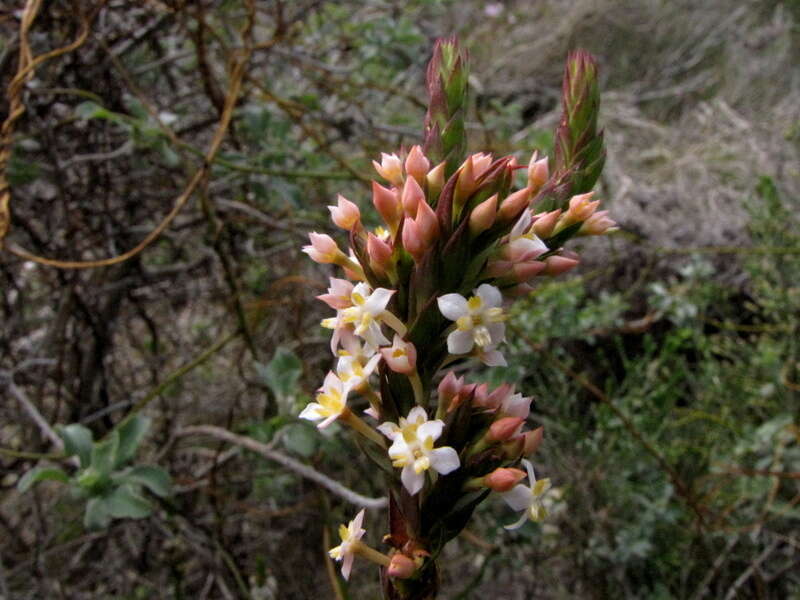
[[299, 372, 350, 429], [501, 459, 552, 529], [321, 282, 395, 349], [379, 407, 460, 495], [437, 284, 507, 355], [336, 352, 381, 390], [328, 509, 365, 580]]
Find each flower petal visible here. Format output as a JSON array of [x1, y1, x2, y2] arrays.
[[501, 484, 533, 512], [365, 288, 395, 314], [428, 446, 460, 475], [486, 322, 506, 345], [437, 293, 468, 321], [417, 420, 443, 443], [401, 464, 425, 495], [475, 283, 502, 307], [341, 552, 355, 580], [479, 348, 507, 367], [377, 421, 400, 439], [299, 403, 324, 421], [406, 406, 428, 424], [503, 511, 530, 531], [447, 329, 475, 354]]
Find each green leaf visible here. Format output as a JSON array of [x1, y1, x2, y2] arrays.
[[74, 101, 109, 120], [116, 415, 151, 468], [106, 485, 153, 519], [17, 466, 69, 492], [84, 496, 112, 530], [255, 346, 303, 403], [281, 424, 318, 458], [120, 465, 172, 498], [59, 424, 94, 467], [91, 431, 120, 477]]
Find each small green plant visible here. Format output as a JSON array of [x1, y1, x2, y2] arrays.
[[17, 415, 172, 530]]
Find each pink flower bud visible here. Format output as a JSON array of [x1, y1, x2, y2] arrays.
[[404, 145, 430, 185], [523, 426, 544, 456], [486, 383, 514, 410], [380, 335, 417, 374], [497, 188, 532, 223], [513, 261, 547, 282], [579, 210, 617, 236], [454, 155, 476, 203], [557, 192, 599, 230], [488, 416, 525, 442], [303, 232, 340, 264], [472, 152, 493, 178], [387, 553, 416, 579], [484, 467, 526, 492], [401, 218, 425, 261], [328, 194, 361, 231], [471, 383, 489, 408], [372, 181, 402, 231], [367, 233, 393, 274], [485, 260, 512, 279], [401, 175, 426, 219], [544, 255, 579, 276], [527, 153, 549, 191], [532, 209, 561, 238], [372, 152, 404, 186], [469, 194, 498, 236], [414, 198, 439, 247], [426, 161, 446, 199], [438, 371, 463, 407]]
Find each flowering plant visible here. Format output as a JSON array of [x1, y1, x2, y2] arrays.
[[303, 37, 613, 599]]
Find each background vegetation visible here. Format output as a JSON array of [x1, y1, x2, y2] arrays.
[[1, 1, 798, 598]]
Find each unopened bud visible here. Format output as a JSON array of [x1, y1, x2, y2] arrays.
[[372, 181, 402, 232], [438, 371, 462, 408], [414, 198, 440, 246], [405, 145, 430, 186], [485, 259, 512, 279], [512, 261, 547, 283], [532, 209, 561, 238], [373, 152, 404, 186], [402, 176, 426, 219], [328, 194, 361, 231], [497, 188, 532, 223], [523, 426, 544, 456], [527, 154, 549, 191], [401, 218, 425, 261], [543, 255, 579, 276], [367, 233, 393, 274], [484, 467, 526, 492], [469, 194, 497, 236], [488, 416, 525, 442], [303, 232, 340, 264], [387, 553, 416, 579], [579, 210, 617, 236], [426, 161, 446, 199], [454, 155, 476, 205]]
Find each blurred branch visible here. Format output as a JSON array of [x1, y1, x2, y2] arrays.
[[0, 0, 104, 245], [3, 4, 252, 269], [175, 425, 388, 510]]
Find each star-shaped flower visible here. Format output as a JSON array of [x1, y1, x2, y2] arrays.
[[437, 284, 507, 357], [328, 509, 366, 580], [501, 459, 552, 529]]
